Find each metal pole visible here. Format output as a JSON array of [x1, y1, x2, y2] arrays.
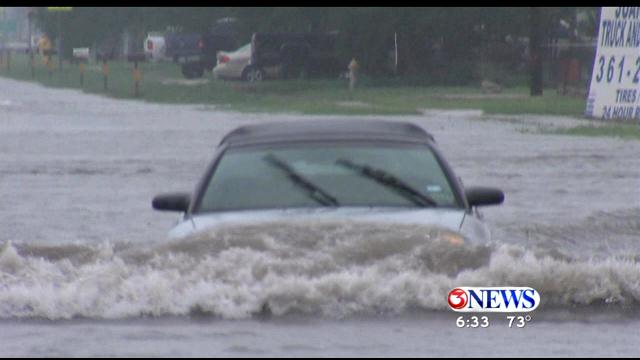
[[529, 7, 543, 96], [27, 9, 32, 54], [3, 9, 9, 72], [28, 10, 34, 79], [30, 53, 35, 79], [1, 7, 5, 71], [134, 61, 139, 97], [102, 58, 108, 91], [57, 12, 62, 71], [394, 32, 398, 75], [79, 61, 84, 87], [47, 54, 52, 78]]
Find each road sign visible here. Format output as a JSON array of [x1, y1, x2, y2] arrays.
[[72, 47, 90, 60], [586, 7, 640, 120]]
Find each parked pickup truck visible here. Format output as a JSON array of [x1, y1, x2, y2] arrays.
[[249, 32, 343, 81], [165, 18, 240, 79]]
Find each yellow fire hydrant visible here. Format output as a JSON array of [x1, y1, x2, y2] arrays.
[[38, 35, 53, 66]]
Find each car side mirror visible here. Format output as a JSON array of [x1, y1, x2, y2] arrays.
[[465, 187, 504, 207], [152, 192, 191, 212]]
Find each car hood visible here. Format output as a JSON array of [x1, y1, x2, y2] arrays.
[[169, 207, 466, 239]]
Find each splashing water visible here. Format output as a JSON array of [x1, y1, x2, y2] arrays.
[[1, 220, 639, 320]]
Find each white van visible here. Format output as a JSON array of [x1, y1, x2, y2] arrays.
[[144, 32, 166, 62]]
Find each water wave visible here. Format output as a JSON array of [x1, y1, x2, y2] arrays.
[[1, 221, 639, 320]]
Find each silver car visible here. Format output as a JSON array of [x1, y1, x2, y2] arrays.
[[213, 43, 279, 82], [152, 120, 504, 243]]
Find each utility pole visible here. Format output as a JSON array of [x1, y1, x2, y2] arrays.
[[394, 32, 398, 76], [1, 7, 5, 67], [28, 9, 34, 78], [529, 7, 543, 96], [27, 8, 32, 54], [47, 7, 73, 71], [57, 11, 62, 71]]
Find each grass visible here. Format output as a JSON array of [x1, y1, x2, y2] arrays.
[[542, 124, 640, 140], [0, 52, 588, 116]]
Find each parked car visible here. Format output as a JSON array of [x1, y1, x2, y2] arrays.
[[152, 120, 504, 243], [213, 31, 343, 82], [144, 32, 166, 62], [249, 32, 343, 80], [213, 43, 251, 80], [165, 18, 240, 79], [213, 43, 279, 81]]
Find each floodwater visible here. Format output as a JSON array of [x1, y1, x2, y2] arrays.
[[1, 78, 639, 357]]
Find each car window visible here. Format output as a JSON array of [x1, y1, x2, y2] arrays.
[[235, 43, 251, 53], [197, 143, 460, 212]]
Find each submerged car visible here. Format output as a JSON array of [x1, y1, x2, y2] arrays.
[[152, 120, 504, 243]]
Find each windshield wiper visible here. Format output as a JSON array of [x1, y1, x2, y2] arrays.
[[335, 158, 437, 207], [263, 154, 339, 207]]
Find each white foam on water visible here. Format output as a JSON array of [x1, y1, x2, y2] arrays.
[[0, 221, 639, 320]]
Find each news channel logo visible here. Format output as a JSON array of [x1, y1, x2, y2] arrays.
[[447, 287, 540, 312]]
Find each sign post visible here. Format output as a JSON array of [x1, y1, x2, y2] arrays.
[[97, 52, 110, 91], [529, 7, 543, 96], [586, 7, 640, 122], [128, 53, 147, 98], [394, 32, 398, 75], [43, 49, 57, 78], [0, 8, 5, 72], [101, 55, 108, 91], [28, 9, 35, 79], [73, 47, 89, 87]]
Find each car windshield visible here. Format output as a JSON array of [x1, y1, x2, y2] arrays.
[[197, 143, 460, 212]]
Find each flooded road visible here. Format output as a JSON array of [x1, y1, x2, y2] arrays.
[[1, 78, 639, 356]]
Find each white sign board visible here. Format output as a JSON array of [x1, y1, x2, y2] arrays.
[[72, 47, 90, 59], [586, 7, 640, 120]]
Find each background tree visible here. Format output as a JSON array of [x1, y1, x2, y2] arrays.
[[32, 7, 595, 85]]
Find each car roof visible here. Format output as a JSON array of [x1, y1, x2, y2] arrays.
[[218, 119, 435, 147]]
